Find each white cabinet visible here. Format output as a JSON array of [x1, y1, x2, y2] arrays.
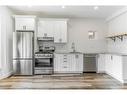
[[105, 54, 122, 81], [75, 54, 83, 73], [68, 54, 76, 73], [97, 54, 106, 73], [98, 54, 123, 82], [54, 54, 70, 73], [15, 16, 36, 31], [38, 20, 54, 37], [37, 18, 68, 43], [105, 54, 112, 74], [53, 21, 67, 43], [54, 53, 83, 73]]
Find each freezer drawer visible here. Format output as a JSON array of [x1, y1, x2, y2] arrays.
[[13, 60, 33, 75]]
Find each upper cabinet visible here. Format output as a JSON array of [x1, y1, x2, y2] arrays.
[[37, 18, 68, 43], [38, 20, 54, 37], [14, 15, 36, 31], [53, 21, 67, 43]]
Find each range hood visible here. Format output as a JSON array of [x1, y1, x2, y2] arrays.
[[37, 37, 54, 41]]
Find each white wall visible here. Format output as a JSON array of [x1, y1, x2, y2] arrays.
[[39, 18, 108, 53], [0, 15, 1, 73], [107, 11, 127, 83], [108, 12, 127, 53], [0, 6, 14, 79]]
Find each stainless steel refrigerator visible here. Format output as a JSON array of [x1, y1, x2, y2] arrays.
[[13, 31, 34, 75]]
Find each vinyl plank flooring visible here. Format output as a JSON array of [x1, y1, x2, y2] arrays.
[[0, 73, 127, 89]]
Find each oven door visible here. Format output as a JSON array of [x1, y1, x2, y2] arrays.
[[35, 58, 52, 67]]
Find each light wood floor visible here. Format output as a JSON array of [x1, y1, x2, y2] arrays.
[[0, 73, 127, 89]]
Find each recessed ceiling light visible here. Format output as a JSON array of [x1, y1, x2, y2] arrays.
[[94, 6, 99, 10], [27, 5, 32, 8], [62, 6, 65, 9]]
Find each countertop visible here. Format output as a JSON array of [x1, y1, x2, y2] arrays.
[[54, 51, 127, 56], [98, 52, 127, 56], [54, 51, 83, 54]]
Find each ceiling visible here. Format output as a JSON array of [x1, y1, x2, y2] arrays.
[[8, 6, 125, 19]]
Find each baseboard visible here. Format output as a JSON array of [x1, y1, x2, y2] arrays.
[[83, 71, 96, 73], [0, 71, 13, 80], [96, 71, 106, 73]]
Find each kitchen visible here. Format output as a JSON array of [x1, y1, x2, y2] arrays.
[[0, 6, 127, 89]]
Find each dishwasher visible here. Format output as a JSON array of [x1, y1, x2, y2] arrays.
[[83, 54, 97, 73]]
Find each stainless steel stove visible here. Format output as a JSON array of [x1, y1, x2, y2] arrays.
[[34, 46, 55, 75]]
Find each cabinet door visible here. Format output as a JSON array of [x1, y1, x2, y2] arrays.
[[25, 18, 35, 30], [15, 18, 24, 30], [105, 54, 112, 74], [68, 54, 76, 73], [97, 54, 105, 73], [75, 54, 83, 73], [112, 55, 122, 79], [45, 21, 54, 37], [38, 20, 54, 37], [60, 21, 67, 43], [53, 21, 61, 43], [54, 54, 62, 72], [15, 18, 35, 31], [38, 21, 46, 37], [54, 21, 67, 43]]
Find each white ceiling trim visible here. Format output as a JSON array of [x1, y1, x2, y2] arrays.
[[106, 7, 127, 22]]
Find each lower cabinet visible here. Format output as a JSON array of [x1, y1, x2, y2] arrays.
[[97, 54, 123, 82], [105, 54, 122, 82], [97, 54, 106, 73], [54, 53, 83, 73]]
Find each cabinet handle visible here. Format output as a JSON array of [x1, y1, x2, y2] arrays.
[[23, 26, 25, 30], [63, 61, 67, 62], [63, 66, 67, 68], [97, 55, 100, 58], [44, 33, 47, 37], [24, 26, 26, 30], [59, 38, 62, 42], [23, 26, 26, 30], [63, 55, 67, 56], [111, 56, 113, 60], [75, 55, 79, 58]]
